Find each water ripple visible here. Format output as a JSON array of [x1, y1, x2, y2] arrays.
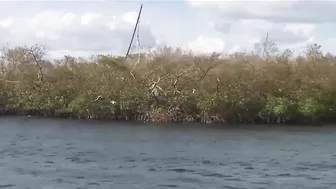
[[0, 118, 335, 189]]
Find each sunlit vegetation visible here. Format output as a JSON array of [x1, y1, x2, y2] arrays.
[[0, 40, 336, 125]]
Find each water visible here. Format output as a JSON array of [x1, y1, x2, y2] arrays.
[[0, 117, 336, 189]]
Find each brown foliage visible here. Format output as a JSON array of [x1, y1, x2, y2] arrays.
[[0, 42, 335, 125]]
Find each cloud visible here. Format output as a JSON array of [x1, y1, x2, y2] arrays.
[[0, 9, 156, 58], [188, 0, 336, 23], [186, 0, 336, 54], [187, 35, 225, 54], [0, 1, 335, 59]]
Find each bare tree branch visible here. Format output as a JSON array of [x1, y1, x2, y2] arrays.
[[0, 78, 20, 83], [27, 45, 46, 83]]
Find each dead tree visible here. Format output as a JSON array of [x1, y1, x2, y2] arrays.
[[27, 45, 46, 83]]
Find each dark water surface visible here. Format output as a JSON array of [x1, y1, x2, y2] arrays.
[[0, 117, 336, 189]]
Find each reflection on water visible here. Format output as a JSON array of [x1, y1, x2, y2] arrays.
[[0, 116, 336, 189]]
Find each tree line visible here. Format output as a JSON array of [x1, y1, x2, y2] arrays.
[[0, 41, 335, 125]]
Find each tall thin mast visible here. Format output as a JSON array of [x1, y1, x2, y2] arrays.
[[125, 3, 143, 60]]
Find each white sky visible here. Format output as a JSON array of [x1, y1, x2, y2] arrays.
[[0, 1, 335, 58]]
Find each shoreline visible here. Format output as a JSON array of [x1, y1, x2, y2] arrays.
[[2, 115, 336, 133], [0, 108, 332, 126]]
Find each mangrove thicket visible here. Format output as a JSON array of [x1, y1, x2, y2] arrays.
[[0, 41, 335, 125]]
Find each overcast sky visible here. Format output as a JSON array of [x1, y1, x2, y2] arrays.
[[0, 0, 335, 58]]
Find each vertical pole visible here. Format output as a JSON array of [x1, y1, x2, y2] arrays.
[[262, 32, 268, 59], [125, 3, 143, 60]]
